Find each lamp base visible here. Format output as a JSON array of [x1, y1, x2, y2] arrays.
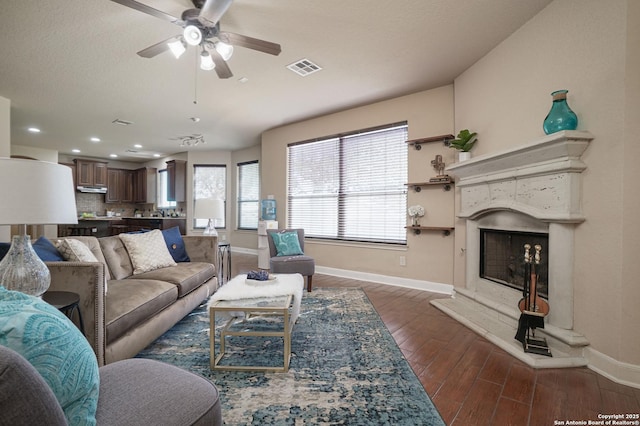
[[203, 219, 218, 237], [0, 235, 50, 297]]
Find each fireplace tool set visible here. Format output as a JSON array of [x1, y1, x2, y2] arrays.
[[515, 244, 552, 356]]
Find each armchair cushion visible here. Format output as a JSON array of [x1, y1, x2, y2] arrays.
[[271, 231, 304, 256], [0, 286, 100, 425]]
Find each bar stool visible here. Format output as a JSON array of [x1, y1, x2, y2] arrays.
[[110, 224, 129, 235], [67, 225, 94, 236]]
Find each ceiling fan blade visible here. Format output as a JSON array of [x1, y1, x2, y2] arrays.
[[137, 35, 180, 58], [209, 49, 233, 79], [110, 0, 182, 24], [221, 32, 281, 56], [198, 0, 233, 27]]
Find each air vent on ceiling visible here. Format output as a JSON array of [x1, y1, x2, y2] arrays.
[[287, 59, 322, 77], [112, 118, 133, 126]]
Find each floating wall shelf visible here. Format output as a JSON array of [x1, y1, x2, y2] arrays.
[[406, 134, 455, 150], [405, 180, 453, 192], [405, 226, 454, 236]]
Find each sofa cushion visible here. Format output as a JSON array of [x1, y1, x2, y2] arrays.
[[99, 236, 134, 280], [119, 230, 177, 275], [162, 227, 190, 263], [0, 287, 100, 425], [62, 236, 112, 281], [131, 262, 216, 298], [33, 237, 65, 261], [56, 238, 99, 262], [105, 280, 178, 344]]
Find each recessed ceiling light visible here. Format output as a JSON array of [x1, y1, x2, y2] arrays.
[[134, 144, 143, 148], [153, 154, 161, 158], [190, 117, 200, 123], [109, 154, 118, 158], [238, 77, 249, 83], [90, 137, 101, 142], [71, 149, 81, 153], [27, 127, 41, 133]]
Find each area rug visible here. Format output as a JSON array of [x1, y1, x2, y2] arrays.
[[136, 287, 445, 425]]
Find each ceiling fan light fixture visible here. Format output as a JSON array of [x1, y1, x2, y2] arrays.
[[215, 41, 234, 61], [200, 50, 215, 71], [167, 39, 186, 58], [184, 25, 203, 46]]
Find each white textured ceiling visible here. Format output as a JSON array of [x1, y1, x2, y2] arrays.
[[0, 0, 552, 162]]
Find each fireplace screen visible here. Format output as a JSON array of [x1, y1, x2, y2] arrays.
[[480, 229, 548, 298]]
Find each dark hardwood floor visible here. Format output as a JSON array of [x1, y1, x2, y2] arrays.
[[230, 252, 640, 425]]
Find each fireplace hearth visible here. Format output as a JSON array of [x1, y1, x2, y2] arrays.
[[432, 130, 593, 368]]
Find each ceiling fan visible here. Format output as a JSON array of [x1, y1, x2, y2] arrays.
[[110, 0, 281, 79]]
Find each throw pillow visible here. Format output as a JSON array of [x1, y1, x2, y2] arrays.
[[56, 239, 99, 263], [161, 226, 190, 262], [0, 286, 99, 425], [271, 231, 304, 256], [0, 237, 64, 262], [119, 229, 177, 275], [33, 237, 65, 261]]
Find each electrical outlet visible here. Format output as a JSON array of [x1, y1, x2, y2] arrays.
[[399, 255, 406, 266]]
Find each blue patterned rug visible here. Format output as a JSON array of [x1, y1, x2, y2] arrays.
[[137, 287, 444, 425]]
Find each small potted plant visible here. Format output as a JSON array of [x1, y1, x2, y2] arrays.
[[449, 129, 477, 161], [407, 205, 425, 227]]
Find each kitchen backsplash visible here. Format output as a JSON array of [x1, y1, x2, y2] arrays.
[[75, 193, 185, 217]]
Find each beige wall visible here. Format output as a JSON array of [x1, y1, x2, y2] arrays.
[[0, 96, 10, 241], [454, 0, 639, 365], [261, 86, 455, 284]]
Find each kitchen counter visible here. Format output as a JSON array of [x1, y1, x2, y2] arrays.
[[68, 217, 186, 236]]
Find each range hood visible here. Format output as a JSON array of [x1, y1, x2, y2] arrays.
[[77, 186, 107, 194]]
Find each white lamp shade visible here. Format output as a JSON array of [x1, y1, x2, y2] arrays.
[[167, 39, 186, 59], [194, 198, 225, 220], [200, 51, 215, 71], [215, 41, 233, 61], [0, 158, 78, 225], [184, 25, 202, 46]]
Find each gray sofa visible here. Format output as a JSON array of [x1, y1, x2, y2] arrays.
[[46, 235, 218, 366], [0, 344, 222, 425]]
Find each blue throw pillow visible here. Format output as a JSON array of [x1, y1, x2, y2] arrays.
[[0, 286, 99, 425], [33, 237, 65, 261], [0, 237, 64, 262], [271, 231, 304, 256], [161, 226, 190, 262]]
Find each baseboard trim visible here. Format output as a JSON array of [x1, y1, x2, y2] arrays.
[[316, 266, 453, 295], [586, 347, 640, 389], [231, 246, 258, 255]]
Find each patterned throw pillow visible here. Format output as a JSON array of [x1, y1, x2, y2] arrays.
[[271, 231, 304, 256], [56, 239, 99, 263], [0, 286, 99, 425], [119, 229, 177, 275]]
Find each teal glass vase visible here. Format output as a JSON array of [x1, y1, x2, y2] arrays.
[[543, 90, 578, 135]]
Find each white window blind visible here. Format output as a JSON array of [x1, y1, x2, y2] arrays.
[[237, 161, 259, 229], [193, 165, 226, 229], [287, 122, 408, 244]]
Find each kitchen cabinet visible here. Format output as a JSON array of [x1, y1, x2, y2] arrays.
[[74, 159, 108, 187], [106, 168, 134, 203], [166, 160, 186, 202], [134, 167, 157, 204], [124, 218, 186, 235]]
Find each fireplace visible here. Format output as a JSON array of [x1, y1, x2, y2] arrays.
[[432, 130, 594, 367], [480, 229, 548, 299]]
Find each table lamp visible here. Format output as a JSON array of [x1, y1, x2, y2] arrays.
[[0, 158, 78, 297], [194, 198, 224, 237]]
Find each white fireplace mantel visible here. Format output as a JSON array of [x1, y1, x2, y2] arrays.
[[433, 130, 594, 368], [446, 130, 594, 223]]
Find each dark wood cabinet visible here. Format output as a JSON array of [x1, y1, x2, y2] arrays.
[[166, 160, 186, 202], [133, 167, 157, 204], [74, 159, 108, 187], [106, 168, 135, 203]]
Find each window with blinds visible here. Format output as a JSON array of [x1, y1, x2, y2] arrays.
[[193, 164, 226, 229], [287, 122, 408, 244], [237, 161, 259, 229]]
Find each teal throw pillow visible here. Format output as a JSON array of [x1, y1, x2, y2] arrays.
[[0, 286, 99, 425], [272, 231, 304, 256]]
